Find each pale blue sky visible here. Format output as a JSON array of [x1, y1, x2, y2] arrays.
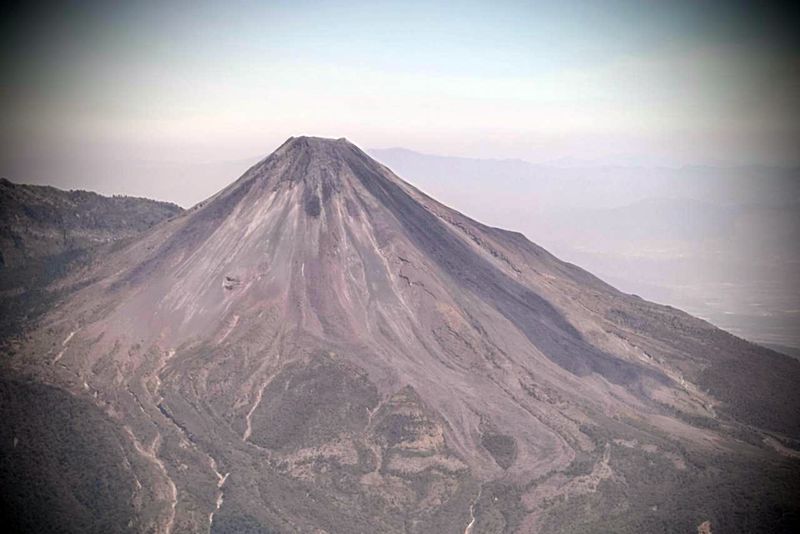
[[1, 0, 798, 195]]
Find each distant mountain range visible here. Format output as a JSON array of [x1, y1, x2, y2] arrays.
[[2, 137, 798, 533]]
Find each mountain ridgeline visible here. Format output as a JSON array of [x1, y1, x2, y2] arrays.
[[0, 178, 183, 344], [0, 178, 183, 272], [2, 137, 799, 533]]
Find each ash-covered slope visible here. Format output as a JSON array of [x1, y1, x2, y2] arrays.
[[4, 137, 800, 533]]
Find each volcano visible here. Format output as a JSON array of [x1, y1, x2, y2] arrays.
[[3, 136, 800, 533]]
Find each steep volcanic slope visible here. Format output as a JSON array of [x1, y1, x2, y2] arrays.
[[3, 137, 800, 533]]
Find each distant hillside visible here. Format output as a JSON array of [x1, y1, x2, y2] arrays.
[[0, 178, 183, 338], [0, 178, 183, 272], [764, 343, 800, 361]]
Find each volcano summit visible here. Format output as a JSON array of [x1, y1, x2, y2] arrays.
[[3, 136, 799, 533]]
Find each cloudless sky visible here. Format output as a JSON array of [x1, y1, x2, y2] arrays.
[[1, 0, 798, 201]]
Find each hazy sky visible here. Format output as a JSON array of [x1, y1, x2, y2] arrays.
[[1, 1, 798, 201]]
